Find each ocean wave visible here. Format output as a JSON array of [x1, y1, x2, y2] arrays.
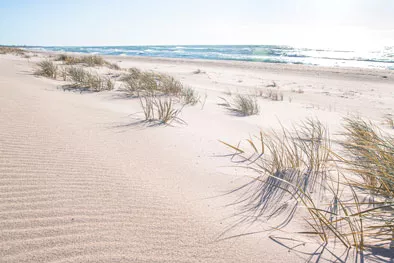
[[23, 45, 394, 70]]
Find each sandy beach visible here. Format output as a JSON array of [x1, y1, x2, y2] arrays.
[[1, 51, 393, 262]]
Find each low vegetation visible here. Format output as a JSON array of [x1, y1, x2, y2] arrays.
[[56, 54, 105, 67], [255, 88, 284, 101], [35, 60, 58, 79], [0, 46, 25, 56], [220, 94, 260, 116], [66, 66, 114, 92], [139, 95, 185, 125], [221, 117, 394, 252], [56, 54, 120, 69], [181, 87, 200, 105], [121, 70, 200, 105]]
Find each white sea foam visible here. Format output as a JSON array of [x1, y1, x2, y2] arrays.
[[24, 45, 394, 70]]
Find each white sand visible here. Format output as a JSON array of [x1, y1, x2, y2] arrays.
[[0, 53, 393, 262]]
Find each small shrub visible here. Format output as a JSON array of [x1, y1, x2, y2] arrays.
[[35, 60, 58, 79]]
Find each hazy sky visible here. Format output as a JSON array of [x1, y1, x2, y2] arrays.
[[1, 0, 393, 48]]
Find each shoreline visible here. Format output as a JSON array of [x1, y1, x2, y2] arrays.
[[31, 49, 394, 81]]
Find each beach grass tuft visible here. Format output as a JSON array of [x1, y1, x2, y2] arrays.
[[35, 60, 58, 79], [221, 117, 394, 250], [221, 94, 260, 116], [0, 46, 25, 56], [181, 87, 200, 105], [56, 54, 119, 69], [139, 95, 185, 124], [66, 66, 114, 92], [121, 69, 200, 104]]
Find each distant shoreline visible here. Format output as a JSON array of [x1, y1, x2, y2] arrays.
[[30, 48, 394, 82], [21, 45, 394, 71]]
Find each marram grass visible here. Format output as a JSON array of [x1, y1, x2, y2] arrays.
[[221, 118, 393, 251], [35, 60, 58, 79], [121, 70, 200, 105], [66, 66, 114, 92], [220, 94, 260, 116], [139, 95, 185, 125]]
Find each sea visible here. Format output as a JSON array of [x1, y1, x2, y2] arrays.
[[25, 45, 394, 70]]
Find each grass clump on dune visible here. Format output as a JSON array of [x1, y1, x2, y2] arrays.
[[56, 54, 117, 68], [66, 66, 114, 92], [35, 60, 58, 79], [0, 46, 25, 56], [221, 117, 394, 252], [181, 87, 200, 106], [338, 118, 394, 250], [342, 117, 394, 194], [121, 70, 200, 105], [67, 66, 86, 82], [121, 71, 158, 95], [221, 94, 260, 116], [81, 55, 106, 67], [221, 119, 332, 237], [139, 95, 185, 125]]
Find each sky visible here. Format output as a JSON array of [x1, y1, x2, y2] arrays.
[[0, 0, 393, 48]]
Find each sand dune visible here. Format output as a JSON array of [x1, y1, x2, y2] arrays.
[[0, 55, 303, 262], [1, 53, 393, 262]]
